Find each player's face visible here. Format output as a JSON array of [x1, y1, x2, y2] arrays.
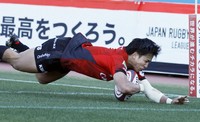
[[129, 52, 153, 72]]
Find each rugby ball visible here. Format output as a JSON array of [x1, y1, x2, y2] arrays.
[[114, 70, 139, 101]]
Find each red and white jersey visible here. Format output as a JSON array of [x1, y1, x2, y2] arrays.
[[60, 33, 145, 81], [61, 42, 128, 81]]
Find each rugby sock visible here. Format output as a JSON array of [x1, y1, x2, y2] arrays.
[[0, 46, 8, 60], [11, 42, 29, 53]]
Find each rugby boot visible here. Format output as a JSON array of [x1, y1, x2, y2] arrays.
[[5, 34, 20, 48], [5, 34, 29, 52]]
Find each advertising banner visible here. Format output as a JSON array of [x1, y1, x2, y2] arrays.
[[189, 14, 200, 98], [0, 1, 192, 75]]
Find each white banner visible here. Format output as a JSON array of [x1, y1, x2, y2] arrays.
[[0, 3, 189, 65]]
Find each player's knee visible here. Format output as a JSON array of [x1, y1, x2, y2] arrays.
[[36, 74, 50, 84], [37, 77, 49, 84], [38, 79, 49, 84]]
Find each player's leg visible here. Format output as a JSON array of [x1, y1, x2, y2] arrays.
[[36, 71, 69, 84], [0, 46, 8, 61], [1, 46, 38, 72], [2, 36, 72, 83], [6, 34, 29, 52], [1, 46, 68, 83], [34, 37, 72, 84]]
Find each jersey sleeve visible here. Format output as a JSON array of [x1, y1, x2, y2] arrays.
[[136, 71, 146, 80], [112, 56, 127, 75], [114, 61, 127, 75]]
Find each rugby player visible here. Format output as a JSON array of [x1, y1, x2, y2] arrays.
[[0, 33, 188, 104]]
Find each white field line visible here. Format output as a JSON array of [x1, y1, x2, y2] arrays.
[[0, 77, 184, 97], [0, 78, 112, 90], [0, 77, 198, 112], [0, 90, 114, 96], [0, 105, 199, 112]]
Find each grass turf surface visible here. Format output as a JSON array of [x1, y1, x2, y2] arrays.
[[0, 71, 199, 122]]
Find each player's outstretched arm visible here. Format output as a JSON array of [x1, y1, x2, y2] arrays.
[[140, 79, 189, 105]]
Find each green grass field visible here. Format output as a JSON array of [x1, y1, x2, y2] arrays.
[[0, 71, 199, 122]]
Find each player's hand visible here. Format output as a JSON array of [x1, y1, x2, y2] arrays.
[[172, 96, 189, 105]]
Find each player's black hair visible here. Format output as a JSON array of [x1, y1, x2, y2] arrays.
[[124, 38, 161, 57]]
